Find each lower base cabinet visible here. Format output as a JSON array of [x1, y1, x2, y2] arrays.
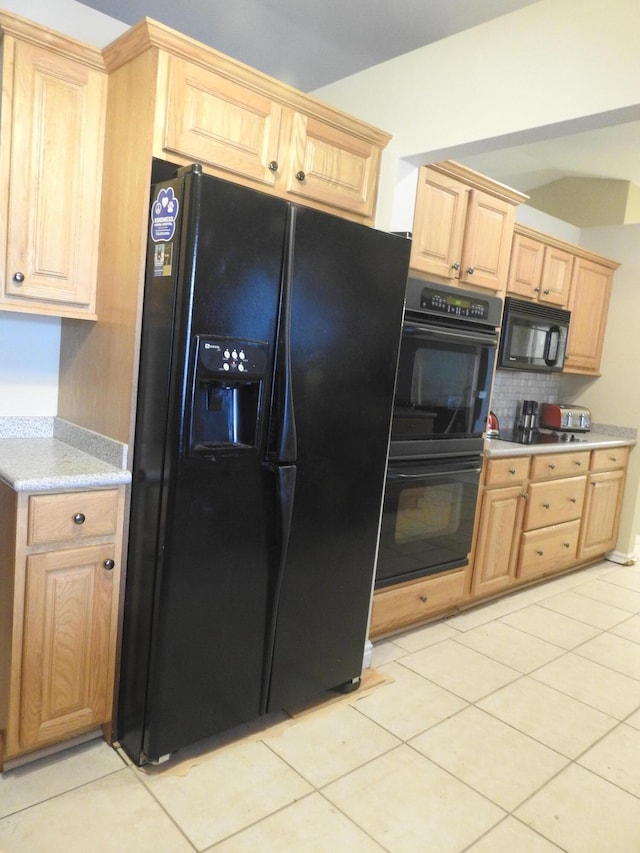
[[0, 484, 125, 768], [371, 444, 630, 639]]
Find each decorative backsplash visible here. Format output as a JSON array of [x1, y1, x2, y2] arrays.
[[489, 369, 562, 431]]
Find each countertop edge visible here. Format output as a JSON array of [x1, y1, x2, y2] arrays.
[[485, 433, 636, 458]]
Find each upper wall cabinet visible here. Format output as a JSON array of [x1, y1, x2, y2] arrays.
[[507, 225, 574, 307], [0, 15, 106, 319], [154, 48, 386, 222], [409, 162, 528, 294], [565, 255, 618, 375]]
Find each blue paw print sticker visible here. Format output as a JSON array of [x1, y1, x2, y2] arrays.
[[151, 187, 180, 242]]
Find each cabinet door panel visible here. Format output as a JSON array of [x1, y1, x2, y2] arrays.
[[285, 113, 379, 218], [163, 57, 282, 188], [539, 246, 573, 306], [460, 190, 515, 291], [20, 544, 115, 751], [507, 234, 544, 300], [579, 470, 625, 560], [472, 485, 524, 596], [5, 41, 105, 311], [409, 170, 468, 279], [565, 258, 613, 374]]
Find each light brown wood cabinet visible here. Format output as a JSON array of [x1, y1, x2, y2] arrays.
[[0, 15, 106, 319], [507, 226, 574, 307], [409, 162, 527, 293], [504, 223, 619, 376], [471, 456, 529, 597], [0, 484, 125, 768], [578, 447, 629, 561], [159, 54, 383, 220], [565, 256, 617, 375]]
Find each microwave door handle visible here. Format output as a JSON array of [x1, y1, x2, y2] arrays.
[[544, 325, 561, 366]]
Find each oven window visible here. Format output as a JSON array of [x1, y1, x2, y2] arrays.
[[392, 326, 495, 442], [396, 483, 462, 543], [376, 456, 481, 588]]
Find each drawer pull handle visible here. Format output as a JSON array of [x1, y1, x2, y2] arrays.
[[103, 559, 115, 571], [419, 595, 428, 603], [73, 512, 86, 525], [536, 549, 544, 556], [509, 467, 516, 474], [543, 503, 550, 509], [548, 463, 556, 470]]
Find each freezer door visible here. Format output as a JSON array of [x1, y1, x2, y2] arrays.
[[266, 207, 410, 712], [119, 169, 289, 763]]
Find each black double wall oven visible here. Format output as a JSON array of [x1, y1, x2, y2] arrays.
[[376, 279, 502, 589]]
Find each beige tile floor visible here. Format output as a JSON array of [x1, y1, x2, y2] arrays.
[[2, 559, 640, 851]]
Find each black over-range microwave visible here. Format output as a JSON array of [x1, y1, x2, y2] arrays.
[[497, 297, 571, 373]]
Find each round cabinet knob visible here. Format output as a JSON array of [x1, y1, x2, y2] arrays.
[[543, 502, 550, 509], [534, 287, 540, 293], [509, 467, 516, 474], [268, 160, 278, 172], [562, 542, 571, 549], [451, 262, 460, 271], [543, 289, 550, 295], [73, 512, 86, 525], [570, 497, 577, 503], [295, 170, 306, 182], [536, 549, 544, 557], [419, 595, 428, 603], [466, 266, 475, 275], [548, 463, 556, 470], [574, 461, 582, 466], [103, 559, 115, 571], [13, 272, 25, 285], [610, 456, 617, 462]]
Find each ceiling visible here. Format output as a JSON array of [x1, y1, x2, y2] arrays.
[[78, 0, 640, 210]]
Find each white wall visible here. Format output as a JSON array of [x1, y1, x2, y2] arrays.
[[314, 0, 640, 230], [0, 0, 127, 415]]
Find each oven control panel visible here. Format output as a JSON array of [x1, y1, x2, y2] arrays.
[[419, 287, 489, 320], [403, 277, 503, 327]]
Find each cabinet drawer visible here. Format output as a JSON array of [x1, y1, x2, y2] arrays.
[[28, 490, 119, 546], [484, 456, 530, 487], [590, 446, 630, 472], [370, 568, 468, 638], [518, 520, 580, 580], [530, 451, 590, 480], [524, 476, 586, 530]]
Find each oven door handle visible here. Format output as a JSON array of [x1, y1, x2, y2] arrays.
[[402, 321, 497, 348], [387, 464, 482, 480]]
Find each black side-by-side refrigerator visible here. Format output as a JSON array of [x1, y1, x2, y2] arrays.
[[116, 163, 410, 765]]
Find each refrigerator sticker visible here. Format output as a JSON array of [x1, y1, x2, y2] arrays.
[[151, 187, 179, 242], [153, 242, 173, 277]]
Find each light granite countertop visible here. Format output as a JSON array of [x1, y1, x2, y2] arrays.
[[486, 430, 636, 458], [0, 417, 130, 492]]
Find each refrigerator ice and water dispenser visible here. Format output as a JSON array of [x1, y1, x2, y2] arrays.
[[188, 335, 268, 454]]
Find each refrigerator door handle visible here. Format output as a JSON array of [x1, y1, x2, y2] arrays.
[[267, 207, 298, 464], [261, 462, 296, 711]]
